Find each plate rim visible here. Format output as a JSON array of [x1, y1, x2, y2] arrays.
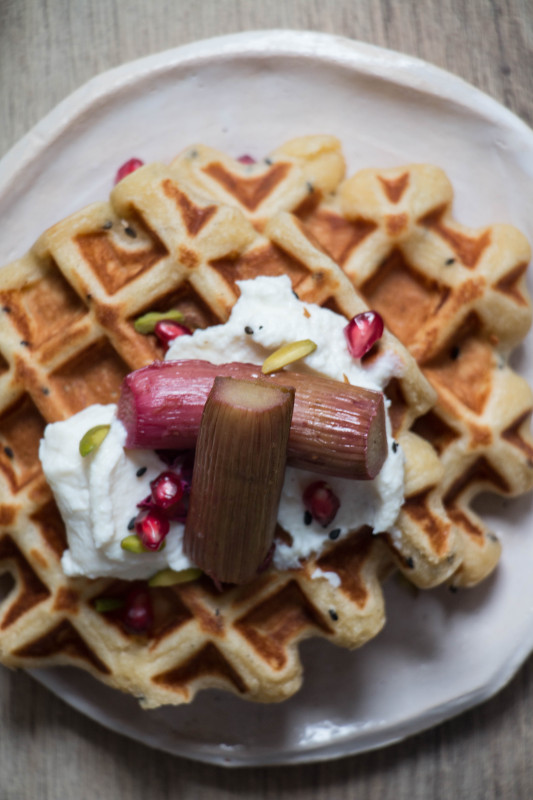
[[2, 28, 533, 767]]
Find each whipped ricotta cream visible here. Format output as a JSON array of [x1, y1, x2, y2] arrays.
[[40, 275, 405, 579]]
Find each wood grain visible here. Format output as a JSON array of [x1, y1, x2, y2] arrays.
[[1, 1, 533, 798]]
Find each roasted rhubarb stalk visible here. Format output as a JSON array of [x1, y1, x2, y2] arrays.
[[118, 360, 387, 480], [184, 377, 294, 584]]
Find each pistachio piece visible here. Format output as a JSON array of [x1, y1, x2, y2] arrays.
[[120, 534, 166, 553], [134, 309, 184, 334], [79, 424, 111, 457], [93, 597, 125, 613], [148, 567, 203, 587], [120, 534, 150, 553], [261, 339, 317, 374]]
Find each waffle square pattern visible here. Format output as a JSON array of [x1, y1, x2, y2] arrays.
[[0, 137, 531, 707]]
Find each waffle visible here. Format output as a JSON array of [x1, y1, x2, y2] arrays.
[[294, 162, 533, 587], [168, 134, 346, 229], [0, 143, 445, 707]]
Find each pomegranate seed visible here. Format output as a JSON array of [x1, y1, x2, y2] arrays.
[[237, 154, 256, 164], [150, 471, 184, 509], [134, 509, 169, 551], [303, 481, 340, 528], [123, 586, 153, 633], [114, 158, 144, 184], [344, 311, 384, 359], [154, 320, 192, 349], [137, 492, 189, 522]]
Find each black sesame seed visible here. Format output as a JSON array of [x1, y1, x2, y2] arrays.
[[244, 326, 254, 335], [2, 306, 11, 313], [41, 387, 50, 396], [488, 532, 499, 543], [450, 345, 460, 360], [445, 257, 455, 266], [292, 290, 299, 300], [124, 226, 137, 238], [306, 181, 314, 194], [406, 556, 415, 569], [329, 609, 339, 621], [258, 325, 263, 330], [86, 293, 93, 302], [329, 528, 341, 540], [20, 340, 29, 347], [127, 517, 136, 531], [392, 441, 399, 453], [136, 466, 147, 477], [190, 149, 199, 158], [102, 220, 113, 230], [264, 157, 273, 165], [304, 510, 313, 526], [215, 608, 220, 616], [4, 446, 14, 459]]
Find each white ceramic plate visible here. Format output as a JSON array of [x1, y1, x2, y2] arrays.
[[2, 30, 533, 767]]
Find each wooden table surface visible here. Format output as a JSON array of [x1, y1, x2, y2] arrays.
[[1, 1, 533, 798]]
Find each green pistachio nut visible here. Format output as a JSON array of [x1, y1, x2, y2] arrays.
[[148, 567, 203, 587], [134, 309, 184, 335], [120, 535, 150, 554], [79, 424, 111, 457], [261, 339, 317, 374], [93, 597, 125, 613]]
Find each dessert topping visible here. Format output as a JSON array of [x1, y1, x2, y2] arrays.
[[120, 534, 151, 554], [149, 471, 185, 510], [184, 376, 295, 584], [79, 424, 110, 457], [134, 509, 170, 551], [154, 320, 192, 350], [123, 585, 153, 633], [134, 309, 185, 334], [118, 359, 387, 480], [114, 158, 144, 184], [261, 339, 317, 374], [303, 481, 340, 527], [344, 311, 384, 359], [148, 567, 203, 587]]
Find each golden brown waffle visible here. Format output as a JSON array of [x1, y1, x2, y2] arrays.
[[168, 138, 507, 589], [295, 163, 533, 587], [0, 145, 445, 707], [168, 135, 346, 229]]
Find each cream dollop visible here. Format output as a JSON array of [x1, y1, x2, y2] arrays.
[[40, 276, 405, 579]]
